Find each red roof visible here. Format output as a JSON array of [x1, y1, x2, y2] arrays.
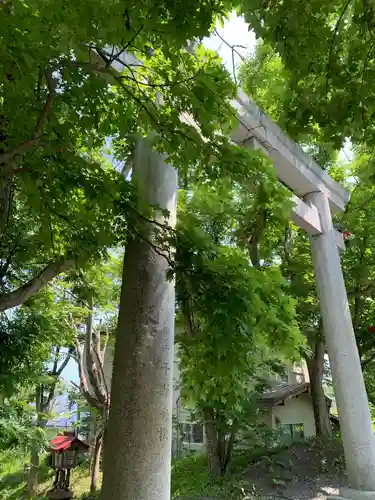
[[49, 432, 89, 452]]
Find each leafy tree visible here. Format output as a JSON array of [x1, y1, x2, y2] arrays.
[[0, 6, 133, 309], [175, 180, 305, 477], [0, 284, 79, 494], [239, 0, 375, 148], [0, 154, 130, 312], [0, 398, 46, 453], [0, 0, 240, 311], [238, 42, 338, 169], [240, 38, 375, 433], [0, 287, 76, 396]]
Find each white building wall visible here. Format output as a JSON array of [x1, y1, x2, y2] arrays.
[[273, 359, 310, 385], [272, 393, 316, 438], [287, 360, 310, 384]]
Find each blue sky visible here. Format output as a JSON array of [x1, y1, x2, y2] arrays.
[[62, 353, 79, 384]]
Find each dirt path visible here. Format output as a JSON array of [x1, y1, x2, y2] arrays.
[[244, 438, 346, 499]]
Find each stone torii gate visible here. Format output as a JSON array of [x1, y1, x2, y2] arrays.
[[99, 51, 375, 500], [232, 91, 375, 500]]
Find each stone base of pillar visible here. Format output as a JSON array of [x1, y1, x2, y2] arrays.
[[331, 487, 375, 499]]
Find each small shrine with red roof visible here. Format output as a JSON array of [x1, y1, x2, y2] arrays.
[[47, 431, 89, 499]]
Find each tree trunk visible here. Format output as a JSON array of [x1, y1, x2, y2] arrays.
[[28, 387, 44, 498], [28, 446, 40, 498], [0, 176, 12, 235], [307, 339, 332, 439], [101, 136, 177, 500], [221, 427, 236, 474], [90, 432, 103, 493], [203, 408, 221, 479], [88, 413, 97, 448]]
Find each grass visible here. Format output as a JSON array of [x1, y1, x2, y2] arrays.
[[0, 438, 343, 499], [0, 447, 289, 499], [0, 449, 254, 500], [171, 453, 258, 499], [0, 449, 98, 499], [0, 449, 30, 500]]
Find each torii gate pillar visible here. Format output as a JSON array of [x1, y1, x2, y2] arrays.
[[305, 191, 375, 499]]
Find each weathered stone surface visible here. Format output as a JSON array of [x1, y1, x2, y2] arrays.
[[101, 137, 177, 500], [306, 191, 375, 491]]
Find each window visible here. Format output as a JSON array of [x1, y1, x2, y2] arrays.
[[180, 423, 204, 444], [275, 370, 288, 383], [192, 423, 204, 443], [279, 423, 304, 441], [280, 371, 289, 383]]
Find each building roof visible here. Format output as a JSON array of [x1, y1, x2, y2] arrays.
[[259, 382, 311, 407], [48, 432, 89, 452]]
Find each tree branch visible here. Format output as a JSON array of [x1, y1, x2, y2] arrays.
[[56, 350, 72, 378], [0, 258, 75, 312], [51, 346, 60, 377], [0, 70, 55, 165], [75, 338, 107, 411], [348, 282, 375, 298], [213, 29, 246, 85], [105, 27, 144, 64], [326, 0, 353, 87], [34, 70, 54, 137], [84, 308, 107, 405], [71, 380, 101, 411], [43, 347, 72, 411], [117, 71, 202, 89], [91, 342, 110, 402]]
